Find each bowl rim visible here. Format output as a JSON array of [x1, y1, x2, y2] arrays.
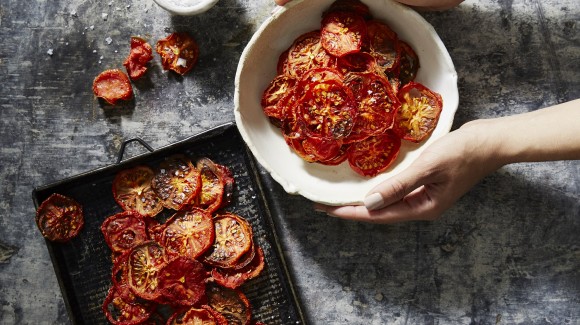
[[235, 0, 459, 206], [152, 0, 219, 15]]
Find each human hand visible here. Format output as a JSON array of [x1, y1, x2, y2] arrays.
[[314, 120, 503, 223]]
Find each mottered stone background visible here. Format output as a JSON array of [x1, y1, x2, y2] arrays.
[[0, 0, 579, 324]]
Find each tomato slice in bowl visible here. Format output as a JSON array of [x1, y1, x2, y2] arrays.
[[366, 20, 401, 73], [159, 207, 215, 260], [393, 81, 443, 143], [283, 31, 337, 78], [321, 11, 367, 57], [113, 165, 163, 217], [152, 155, 202, 210], [346, 131, 401, 177], [35, 193, 84, 243]]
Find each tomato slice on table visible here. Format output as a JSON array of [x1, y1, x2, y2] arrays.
[[203, 213, 253, 268], [160, 208, 215, 260], [113, 166, 163, 217], [321, 11, 367, 58], [92, 69, 133, 105], [366, 20, 401, 73], [156, 32, 199, 76], [296, 80, 357, 141], [347, 131, 401, 177], [158, 256, 206, 306], [102, 283, 156, 325], [152, 155, 202, 210], [127, 241, 167, 301], [283, 31, 337, 78], [206, 285, 252, 325], [344, 72, 400, 141], [393, 81, 443, 143], [101, 211, 149, 255], [123, 36, 153, 80], [35, 193, 84, 242]]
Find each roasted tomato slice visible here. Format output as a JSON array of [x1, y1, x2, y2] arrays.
[[366, 20, 401, 73], [92, 69, 133, 105], [302, 136, 343, 162], [193, 158, 234, 213], [398, 40, 420, 86], [206, 285, 251, 325], [321, 11, 367, 57], [344, 72, 400, 140], [337, 51, 378, 74], [160, 208, 215, 260], [261, 75, 297, 124], [296, 80, 357, 140], [284, 31, 337, 78], [152, 155, 202, 210], [211, 245, 265, 289], [101, 211, 149, 255], [324, 0, 372, 19], [123, 36, 153, 80], [127, 241, 167, 301], [113, 166, 163, 217], [156, 32, 199, 75], [203, 213, 253, 268], [102, 284, 156, 325], [318, 144, 349, 166], [347, 131, 401, 177], [393, 81, 443, 143], [158, 256, 207, 306], [35, 193, 84, 243], [167, 306, 228, 325]]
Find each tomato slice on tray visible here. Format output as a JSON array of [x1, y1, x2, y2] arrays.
[[344, 71, 400, 141], [211, 245, 265, 289], [127, 241, 167, 301], [203, 213, 253, 268], [35, 193, 84, 242], [92, 69, 133, 105], [283, 31, 337, 78], [113, 166, 163, 217], [123, 36, 153, 80], [193, 158, 234, 213], [101, 211, 149, 255], [393, 81, 443, 143], [206, 285, 251, 325], [152, 155, 202, 211], [157, 256, 206, 306], [102, 283, 157, 325], [347, 131, 401, 177], [156, 32, 199, 76], [167, 306, 228, 325], [159, 208, 215, 260], [321, 11, 367, 58]]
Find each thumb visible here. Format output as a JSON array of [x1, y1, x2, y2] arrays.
[[363, 165, 430, 211]]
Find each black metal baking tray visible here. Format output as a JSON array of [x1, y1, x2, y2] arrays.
[[32, 122, 306, 325]]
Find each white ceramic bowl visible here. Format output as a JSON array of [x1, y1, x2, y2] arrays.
[[235, 0, 458, 206], [152, 0, 218, 15]]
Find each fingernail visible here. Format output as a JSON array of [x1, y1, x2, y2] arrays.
[[364, 193, 384, 211]]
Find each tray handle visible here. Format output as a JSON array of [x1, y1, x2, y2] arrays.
[[116, 138, 155, 164]]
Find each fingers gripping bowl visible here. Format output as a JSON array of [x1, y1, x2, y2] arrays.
[[234, 0, 458, 206]]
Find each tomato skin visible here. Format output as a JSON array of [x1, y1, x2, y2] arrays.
[[324, 0, 372, 20], [206, 285, 252, 325], [159, 208, 215, 260], [283, 31, 337, 78], [211, 245, 265, 289], [366, 20, 401, 73], [123, 36, 153, 80], [112, 166, 163, 218], [127, 241, 167, 301], [347, 131, 401, 177], [152, 155, 202, 211], [36, 193, 84, 243], [397, 40, 420, 86], [156, 32, 199, 75], [102, 283, 157, 325], [157, 256, 207, 307], [321, 11, 367, 57], [101, 211, 149, 255], [393, 81, 443, 143], [203, 213, 253, 268], [92, 69, 133, 105]]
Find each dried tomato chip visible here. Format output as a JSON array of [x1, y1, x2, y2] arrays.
[[156, 32, 199, 75], [127, 241, 167, 301], [92, 69, 133, 105], [302, 137, 343, 162], [211, 245, 265, 289], [398, 40, 420, 86], [206, 285, 251, 325], [123, 36, 153, 80], [192, 158, 234, 213], [113, 166, 163, 217], [101, 211, 149, 255], [168, 306, 228, 325], [159, 208, 215, 260], [152, 155, 202, 211], [35, 193, 84, 243], [102, 284, 156, 325], [393, 81, 443, 143], [366, 20, 401, 73], [158, 256, 206, 306], [321, 11, 367, 58], [203, 213, 253, 268], [347, 131, 401, 177], [284, 31, 337, 78], [324, 0, 372, 20]]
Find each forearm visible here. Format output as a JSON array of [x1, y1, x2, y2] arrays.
[[468, 99, 580, 166]]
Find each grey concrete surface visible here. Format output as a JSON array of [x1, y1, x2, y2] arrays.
[[0, 0, 579, 324]]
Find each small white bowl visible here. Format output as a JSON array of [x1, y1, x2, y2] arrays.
[[235, 0, 459, 206], [152, 0, 218, 15]]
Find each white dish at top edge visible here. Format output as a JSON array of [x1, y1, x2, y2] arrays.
[[152, 0, 219, 15], [234, 0, 459, 206]]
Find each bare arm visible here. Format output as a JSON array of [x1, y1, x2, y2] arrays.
[[316, 99, 580, 223]]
